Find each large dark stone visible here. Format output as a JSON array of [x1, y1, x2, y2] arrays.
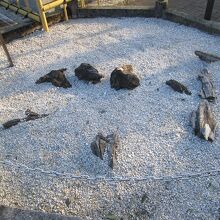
[[75, 63, 103, 84], [36, 68, 72, 88], [110, 65, 140, 90]]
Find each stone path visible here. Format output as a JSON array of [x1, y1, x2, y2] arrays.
[[169, 0, 220, 22], [109, 0, 220, 22]]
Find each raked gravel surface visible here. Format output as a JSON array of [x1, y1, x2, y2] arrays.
[[0, 17, 220, 219]]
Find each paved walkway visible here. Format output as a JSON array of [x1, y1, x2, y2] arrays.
[[114, 0, 220, 22], [169, 0, 220, 22]]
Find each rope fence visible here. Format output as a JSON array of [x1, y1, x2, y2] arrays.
[[1, 159, 220, 182]]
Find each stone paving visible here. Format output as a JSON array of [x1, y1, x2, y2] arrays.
[[112, 0, 220, 22], [169, 0, 220, 22]]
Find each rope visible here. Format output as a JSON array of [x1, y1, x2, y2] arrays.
[[1, 160, 220, 182]]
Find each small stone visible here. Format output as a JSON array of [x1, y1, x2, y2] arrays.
[[99, 109, 107, 114], [65, 198, 71, 207], [3, 119, 21, 129], [110, 65, 140, 90], [166, 79, 191, 95], [141, 193, 149, 203], [75, 63, 103, 84], [195, 51, 220, 63]]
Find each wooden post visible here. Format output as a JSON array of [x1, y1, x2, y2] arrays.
[[204, 0, 215, 20], [0, 34, 14, 67], [37, 0, 49, 32], [63, 0, 68, 21]]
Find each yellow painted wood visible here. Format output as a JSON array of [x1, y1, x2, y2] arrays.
[[36, 0, 70, 31], [37, 0, 49, 32], [43, 0, 64, 11]]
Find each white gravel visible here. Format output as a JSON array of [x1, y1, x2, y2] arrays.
[[0, 17, 220, 219]]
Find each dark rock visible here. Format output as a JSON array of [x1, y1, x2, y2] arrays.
[[195, 51, 220, 63], [91, 133, 108, 160], [36, 68, 72, 88], [2, 110, 48, 129], [166, 79, 191, 95], [3, 119, 21, 129], [75, 63, 103, 84], [99, 109, 107, 114], [110, 65, 140, 90], [141, 193, 149, 203], [65, 198, 71, 207]]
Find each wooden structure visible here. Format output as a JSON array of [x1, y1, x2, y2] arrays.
[[204, 0, 216, 20], [37, 0, 69, 32], [0, 34, 13, 67]]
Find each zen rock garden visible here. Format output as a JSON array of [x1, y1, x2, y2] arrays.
[[2, 50, 219, 169], [1, 17, 220, 220]]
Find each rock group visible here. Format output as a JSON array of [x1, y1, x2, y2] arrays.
[[191, 50, 218, 141], [36, 64, 141, 92], [36, 68, 72, 88], [110, 65, 140, 90], [164, 50, 218, 141]]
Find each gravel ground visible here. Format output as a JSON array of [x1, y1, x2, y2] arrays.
[[0, 17, 220, 219]]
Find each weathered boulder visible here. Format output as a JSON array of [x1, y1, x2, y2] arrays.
[[166, 79, 191, 95], [90, 133, 108, 160], [198, 69, 216, 102], [90, 131, 121, 169], [36, 68, 72, 88], [110, 65, 140, 90], [75, 63, 103, 84], [191, 100, 217, 142]]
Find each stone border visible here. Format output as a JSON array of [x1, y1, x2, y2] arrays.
[[77, 6, 155, 18], [164, 9, 220, 35]]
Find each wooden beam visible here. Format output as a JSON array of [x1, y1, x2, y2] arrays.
[[0, 34, 14, 67]]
